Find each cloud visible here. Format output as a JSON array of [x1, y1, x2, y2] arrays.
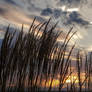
[[58, 0, 81, 7], [53, 9, 61, 18], [41, 8, 53, 16], [60, 0, 81, 3], [0, 0, 92, 51], [67, 8, 79, 12], [4, 0, 17, 5], [65, 12, 89, 26]]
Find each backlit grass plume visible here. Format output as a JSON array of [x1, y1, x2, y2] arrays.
[[0, 18, 90, 92]]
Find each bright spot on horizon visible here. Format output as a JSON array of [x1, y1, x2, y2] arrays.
[[66, 75, 79, 83], [40, 74, 79, 88]]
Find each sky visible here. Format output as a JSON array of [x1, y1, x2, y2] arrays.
[[0, 0, 92, 51]]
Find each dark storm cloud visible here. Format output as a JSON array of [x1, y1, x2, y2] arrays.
[[41, 8, 67, 19], [53, 9, 67, 19], [53, 9, 61, 19], [60, 0, 81, 4], [4, 0, 17, 5], [41, 8, 53, 16], [65, 12, 89, 26]]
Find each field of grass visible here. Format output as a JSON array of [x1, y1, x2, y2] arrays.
[[0, 18, 92, 92]]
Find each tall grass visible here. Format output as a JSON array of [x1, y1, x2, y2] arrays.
[[0, 18, 92, 92]]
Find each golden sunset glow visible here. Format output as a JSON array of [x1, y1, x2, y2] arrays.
[[41, 79, 60, 88], [37, 74, 81, 88], [66, 75, 79, 83]]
